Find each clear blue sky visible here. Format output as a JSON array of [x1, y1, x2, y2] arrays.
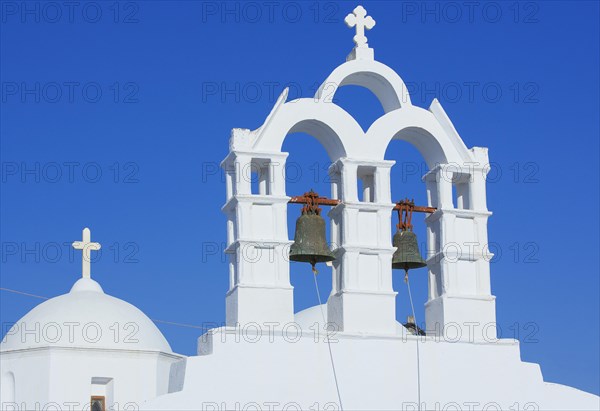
[[1, 0, 598, 395]]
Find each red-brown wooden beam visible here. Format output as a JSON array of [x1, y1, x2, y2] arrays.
[[393, 204, 437, 213], [288, 196, 341, 207], [288, 195, 437, 213]]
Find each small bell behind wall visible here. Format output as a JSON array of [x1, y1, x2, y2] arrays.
[[289, 190, 335, 272], [392, 199, 427, 272]]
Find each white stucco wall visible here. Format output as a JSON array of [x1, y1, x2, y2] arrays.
[[0, 347, 185, 410], [143, 323, 598, 410]]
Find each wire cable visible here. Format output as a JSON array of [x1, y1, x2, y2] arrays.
[[313, 266, 344, 411], [1, 287, 206, 330], [0, 287, 49, 300], [405, 270, 423, 411], [151, 319, 206, 329]]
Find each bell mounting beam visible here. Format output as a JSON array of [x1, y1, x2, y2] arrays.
[[394, 198, 436, 232], [289, 195, 437, 214], [288, 193, 341, 208], [393, 201, 437, 214]]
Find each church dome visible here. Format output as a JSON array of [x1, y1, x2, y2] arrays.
[[0, 278, 172, 353], [294, 304, 409, 336]]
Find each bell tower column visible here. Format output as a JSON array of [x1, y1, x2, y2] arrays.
[[221, 137, 294, 327], [423, 153, 496, 342], [327, 158, 398, 335]]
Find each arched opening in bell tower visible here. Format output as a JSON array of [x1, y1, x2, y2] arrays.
[[385, 138, 431, 331], [282, 131, 335, 316]]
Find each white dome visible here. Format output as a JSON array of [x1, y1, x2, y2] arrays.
[[295, 304, 409, 336], [1, 278, 172, 353], [294, 304, 328, 329]]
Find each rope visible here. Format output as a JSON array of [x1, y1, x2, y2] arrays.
[[312, 265, 344, 411], [405, 270, 422, 411]]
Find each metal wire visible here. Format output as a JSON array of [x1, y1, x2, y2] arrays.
[[0, 287, 48, 300], [313, 267, 344, 411], [405, 269, 423, 411], [1, 287, 206, 330]]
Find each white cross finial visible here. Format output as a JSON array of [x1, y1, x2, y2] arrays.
[[345, 5, 376, 48], [72, 227, 101, 279]]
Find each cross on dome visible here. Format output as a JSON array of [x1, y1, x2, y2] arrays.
[[72, 227, 101, 279], [345, 5, 376, 48]]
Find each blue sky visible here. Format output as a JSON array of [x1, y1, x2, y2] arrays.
[[1, 0, 599, 395]]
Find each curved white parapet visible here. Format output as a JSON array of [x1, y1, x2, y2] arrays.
[[315, 59, 413, 111], [254, 98, 362, 160], [252, 60, 475, 169]]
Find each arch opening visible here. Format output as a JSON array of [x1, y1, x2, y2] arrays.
[[315, 60, 413, 112], [282, 132, 336, 316], [283, 119, 348, 162], [385, 138, 432, 331], [390, 126, 449, 170]]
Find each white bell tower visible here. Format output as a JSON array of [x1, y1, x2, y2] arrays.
[[326, 157, 398, 334], [222, 5, 496, 341], [221, 135, 294, 327]]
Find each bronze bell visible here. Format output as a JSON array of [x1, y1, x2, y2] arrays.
[[392, 199, 427, 271], [392, 230, 427, 270], [289, 191, 335, 268]]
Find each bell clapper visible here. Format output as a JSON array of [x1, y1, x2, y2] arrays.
[[404, 268, 409, 283]]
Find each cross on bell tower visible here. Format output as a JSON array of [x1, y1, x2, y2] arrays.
[[344, 5, 376, 61], [345, 5, 376, 48], [72, 227, 101, 279]]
